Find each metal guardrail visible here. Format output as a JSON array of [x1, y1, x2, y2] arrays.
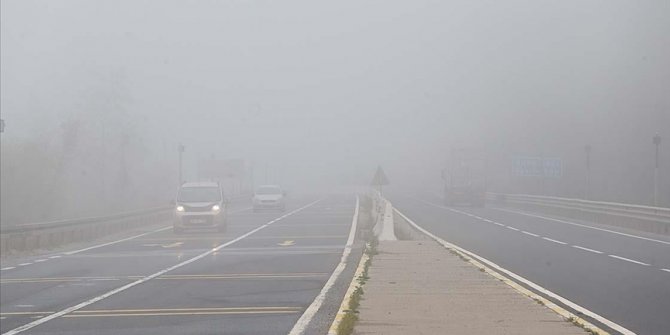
[[0, 207, 172, 234], [0, 195, 253, 254], [0, 193, 254, 235], [488, 192, 670, 224]]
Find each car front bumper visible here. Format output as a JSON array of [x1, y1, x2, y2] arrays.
[[174, 212, 226, 229]]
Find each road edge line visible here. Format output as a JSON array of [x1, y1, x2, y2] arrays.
[[394, 207, 636, 335], [2, 200, 320, 335], [288, 195, 360, 335], [62, 206, 253, 256], [64, 226, 171, 255]]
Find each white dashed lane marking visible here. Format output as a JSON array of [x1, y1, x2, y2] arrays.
[[1, 267, 16, 271], [608, 255, 650, 266], [413, 198, 669, 275], [542, 237, 568, 245], [572, 245, 603, 254], [18, 263, 32, 267]]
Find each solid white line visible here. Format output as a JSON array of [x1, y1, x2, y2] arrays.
[[521, 231, 540, 237], [3, 200, 320, 335], [505, 226, 519, 231], [288, 196, 359, 335], [542, 237, 568, 245], [492, 207, 670, 246], [394, 208, 636, 335], [64, 226, 171, 255], [572, 245, 603, 254], [608, 255, 650, 266], [1, 267, 16, 271], [661, 269, 670, 273]]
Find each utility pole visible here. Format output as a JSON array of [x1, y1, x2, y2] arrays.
[[178, 143, 185, 186], [585, 145, 592, 200], [653, 134, 661, 207]]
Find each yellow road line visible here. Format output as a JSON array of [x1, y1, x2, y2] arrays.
[[248, 235, 347, 239], [1, 273, 328, 284], [139, 237, 228, 241], [139, 235, 346, 242], [63, 311, 298, 317], [75, 307, 301, 313], [2, 307, 302, 318]]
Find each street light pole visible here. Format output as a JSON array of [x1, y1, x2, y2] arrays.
[[585, 145, 592, 200], [653, 134, 661, 207], [178, 143, 185, 186]]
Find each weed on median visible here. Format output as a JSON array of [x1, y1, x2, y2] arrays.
[[567, 316, 601, 335], [337, 239, 377, 335]]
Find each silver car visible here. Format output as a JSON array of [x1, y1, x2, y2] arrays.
[[252, 185, 286, 212], [173, 182, 228, 234]]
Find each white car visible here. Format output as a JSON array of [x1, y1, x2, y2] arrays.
[[252, 185, 286, 212]]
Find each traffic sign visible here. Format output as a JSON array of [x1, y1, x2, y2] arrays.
[[371, 166, 390, 187], [513, 157, 562, 178]]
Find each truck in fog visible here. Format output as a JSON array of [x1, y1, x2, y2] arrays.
[[442, 149, 487, 207]]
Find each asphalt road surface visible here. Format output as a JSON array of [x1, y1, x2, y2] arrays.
[[390, 193, 670, 335], [1, 195, 362, 335]]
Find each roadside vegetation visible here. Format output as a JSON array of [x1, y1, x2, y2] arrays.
[[337, 238, 377, 335]]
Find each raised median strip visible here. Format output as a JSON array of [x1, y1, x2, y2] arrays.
[[328, 197, 638, 335]]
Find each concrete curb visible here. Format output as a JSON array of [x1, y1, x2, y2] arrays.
[[327, 248, 370, 335]]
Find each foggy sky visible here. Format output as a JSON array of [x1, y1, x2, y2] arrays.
[[2, 0, 669, 205]]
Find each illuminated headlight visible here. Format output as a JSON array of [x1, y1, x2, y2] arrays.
[[176, 205, 185, 212], [212, 205, 221, 211]]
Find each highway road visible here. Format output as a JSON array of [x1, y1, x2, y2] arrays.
[[390, 193, 670, 335], [0, 195, 362, 335]]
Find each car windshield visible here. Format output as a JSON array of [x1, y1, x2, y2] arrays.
[[177, 187, 221, 202], [256, 186, 281, 195]]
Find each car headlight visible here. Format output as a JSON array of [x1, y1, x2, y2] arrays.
[[176, 205, 185, 212], [212, 205, 221, 211]]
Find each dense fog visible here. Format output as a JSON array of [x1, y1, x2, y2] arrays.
[[1, 0, 669, 225]]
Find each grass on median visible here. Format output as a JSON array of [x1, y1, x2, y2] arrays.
[[337, 237, 378, 335]]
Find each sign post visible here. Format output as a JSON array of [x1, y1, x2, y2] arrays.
[[371, 166, 390, 196]]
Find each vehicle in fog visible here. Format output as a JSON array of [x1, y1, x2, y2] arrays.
[[442, 149, 487, 207], [252, 185, 286, 212], [173, 182, 228, 234]]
